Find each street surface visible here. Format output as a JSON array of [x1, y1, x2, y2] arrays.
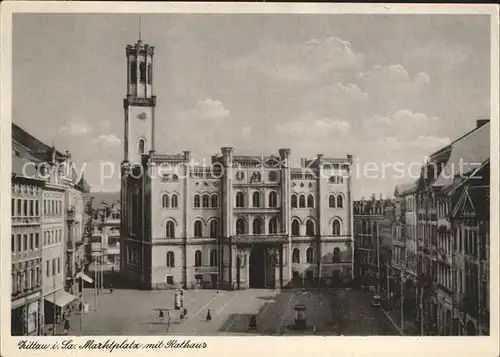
[[62, 288, 400, 336]]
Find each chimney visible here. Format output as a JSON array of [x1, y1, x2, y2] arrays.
[[476, 119, 490, 128], [301, 158, 307, 167]]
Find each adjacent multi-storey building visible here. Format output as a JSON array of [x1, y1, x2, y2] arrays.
[[353, 195, 388, 291], [415, 119, 490, 336], [11, 159, 44, 336], [11, 124, 90, 335], [119, 38, 354, 290], [90, 195, 121, 273]]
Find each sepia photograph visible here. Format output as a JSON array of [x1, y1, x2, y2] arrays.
[[1, 3, 499, 356]]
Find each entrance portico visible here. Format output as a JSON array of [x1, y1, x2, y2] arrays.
[[231, 235, 286, 289]]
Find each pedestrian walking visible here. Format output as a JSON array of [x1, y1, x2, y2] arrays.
[[206, 309, 212, 321], [109, 283, 113, 294], [248, 315, 257, 330], [159, 309, 164, 323], [63, 319, 70, 335]]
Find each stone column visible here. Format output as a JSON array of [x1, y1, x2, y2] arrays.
[[316, 154, 324, 285]]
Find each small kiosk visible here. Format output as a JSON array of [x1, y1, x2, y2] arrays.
[[293, 304, 307, 330]]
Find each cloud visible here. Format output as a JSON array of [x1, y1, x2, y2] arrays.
[[406, 42, 470, 71], [94, 134, 121, 147], [181, 99, 230, 120], [59, 122, 91, 135], [227, 36, 363, 82], [375, 136, 450, 152], [278, 112, 350, 138], [363, 109, 440, 140]]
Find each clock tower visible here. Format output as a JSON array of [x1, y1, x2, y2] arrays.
[[123, 38, 156, 164]]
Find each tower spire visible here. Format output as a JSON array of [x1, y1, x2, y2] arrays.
[[138, 16, 142, 42]]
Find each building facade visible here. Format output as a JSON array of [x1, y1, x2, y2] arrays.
[[120, 38, 354, 290], [11, 174, 44, 336], [12, 124, 90, 335], [353, 196, 387, 291]]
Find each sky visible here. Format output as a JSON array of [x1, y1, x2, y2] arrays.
[[12, 14, 491, 199]]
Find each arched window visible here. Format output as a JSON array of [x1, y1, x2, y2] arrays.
[[130, 60, 137, 84], [269, 191, 278, 208], [210, 249, 217, 267], [165, 221, 175, 238], [210, 194, 219, 208], [162, 194, 169, 209], [147, 63, 152, 84], [292, 219, 300, 236], [306, 248, 314, 263], [236, 192, 244, 208], [137, 138, 145, 154], [329, 195, 336, 208], [194, 194, 200, 208], [307, 194, 314, 208], [333, 247, 341, 263], [202, 195, 210, 208], [253, 217, 263, 234], [210, 220, 219, 237], [252, 191, 261, 208], [166, 251, 175, 267], [139, 61, 146, 83], [268, 218, 278, 234], [291, 194, 298, 208], [194, 250, 202, 267], [299, 195, 306, 208], [306, 220, 315, 236], [236, 218, 246, 235], [171, 194, 178, 209], [194, 220, 203, 238], [332, 220, 341, 236], [337, 195, 344, 208], [292, 248, 300, 263]]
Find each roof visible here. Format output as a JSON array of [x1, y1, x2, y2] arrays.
[[433, 122, 490, 188], [90, 191, 120, 210], [12, 123, 65, 161], [394, 180, 418, 197], [467, 185, 490, 220]]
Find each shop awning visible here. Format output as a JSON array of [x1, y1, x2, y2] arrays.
[[76, 271, 94, 283], [45, 290, 77, 308]]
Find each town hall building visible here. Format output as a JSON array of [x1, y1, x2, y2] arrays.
[[120, 38, 355, 290]]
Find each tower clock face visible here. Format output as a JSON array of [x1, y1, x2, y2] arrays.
[[136, 112, 147, 120]]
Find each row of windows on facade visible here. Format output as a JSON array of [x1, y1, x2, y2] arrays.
[[161, 191, 343, 210], [130, 61, 152, 85], [46, 257, 62, 278], [164, 250, 219, 268], [291, 247, 342, 263], [12, 233, 40, 253], [163, 217, 343, 238], [12, 266, 41, 296], [11, 198, 63, 217]]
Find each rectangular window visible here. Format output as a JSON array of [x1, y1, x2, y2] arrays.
[[35, 233, 39, 249], [17, 199, 22, 216], [11, 234, 15, 252], [29, 200, 34, 216], [57, 258, 60, 274], [23, 200, 28, 216], [139, 61, 146, 83], [51, 201, 55, 215], [52, 259, 56, 276], [35, 200, 39, 216], [29, 233, 34, 250], [46, 261, 50, 277], [147, 63, 152, 84], [11, 199, 15, 217], [166, 276, 174, 285], [23, 234, 28, 251], [17, 234, 21, 252]]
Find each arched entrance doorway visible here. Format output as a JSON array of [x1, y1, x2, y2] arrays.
[[466, 320, 477, 336], [249, 245, 275, 288], [445, 310, 452, 335]]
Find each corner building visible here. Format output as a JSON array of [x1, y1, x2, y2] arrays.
[[120, 39, 354, 290]]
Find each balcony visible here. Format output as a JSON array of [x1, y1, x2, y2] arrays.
[[233, 207, 281, 214], [11, 216, 40, 226], [231, 234, 287, 245]]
